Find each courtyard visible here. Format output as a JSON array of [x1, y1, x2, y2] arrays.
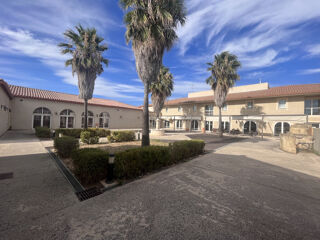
[[0, 131, 320, 239]]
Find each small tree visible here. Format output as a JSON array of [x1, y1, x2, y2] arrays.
[[150, 66, 174, 129], [59, 25, 109, 129], [206, 51, 241, 137]]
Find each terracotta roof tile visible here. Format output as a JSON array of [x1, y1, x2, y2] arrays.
[[165, 83, 320, 106], [9, 85, 141, 110]]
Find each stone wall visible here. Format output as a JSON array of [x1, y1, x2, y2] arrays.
[[314, 129, 320, 155]]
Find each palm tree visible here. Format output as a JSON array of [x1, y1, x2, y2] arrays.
[[150, 65, 174, 129], [206, 51, 241, 137], [120, 0, 186, 146], [58, 25, 109, 129]]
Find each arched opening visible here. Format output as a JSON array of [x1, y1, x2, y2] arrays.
[[191, 120, 199, 131], [60, 109, 75, 128], [244, 121, 257, 134], [274, 122, 290, 136], [99, 112, 110, 128], [81, 111, 94, 128], [33, 107, 51, 128]]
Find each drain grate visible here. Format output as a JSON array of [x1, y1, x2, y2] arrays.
[[0, 172, 13, 180], [76, 187, 102, 201]]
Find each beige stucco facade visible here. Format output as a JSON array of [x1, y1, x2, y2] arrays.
[[0, 85, 12, 136], [10, 97, 142, 130]]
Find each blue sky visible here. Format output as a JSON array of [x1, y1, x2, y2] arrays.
[[0, 0, 320, 106]]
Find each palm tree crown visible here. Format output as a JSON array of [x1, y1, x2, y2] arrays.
[[150, 65, 174, 118]]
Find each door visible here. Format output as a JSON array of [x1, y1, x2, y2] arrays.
[[33, 115, 42, 128]]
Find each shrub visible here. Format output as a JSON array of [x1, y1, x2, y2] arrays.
[[80, 131, 99, 144], [169, 140, 205, 163], [35, 127, 51, 138], [88, 128, 111, 137], [71, 148, 109, 185], [114, 146, 170, 180], [55, 128, 83, 138], [108, 131, 135, 142], [54, 136, 79, 158]]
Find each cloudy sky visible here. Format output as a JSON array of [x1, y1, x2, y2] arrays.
[[0, 0, 320, 106]]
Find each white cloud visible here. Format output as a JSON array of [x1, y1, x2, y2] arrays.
[[300, 68, 320, 75], [306, 44, 320, 56]]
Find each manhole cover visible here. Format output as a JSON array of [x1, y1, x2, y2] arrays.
[[0, 172, 13, 180], [76, 187, 102, 201]]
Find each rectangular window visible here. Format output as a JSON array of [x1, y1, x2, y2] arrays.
[[193, 105, 197, 112], [278, 99, 287, 109], [222, 103, 227, 111], [205, 121, 213, 131], [166, 107, 168, 113], [178, 106, 182, 112], [205, 105, 213, 116], [305, 99, 320, 115], [60, 116, 67, 128], [247, 101, 253, 109], [164, 120, 170, 128], [312, 123, 320, 128], [176, 120, 182, 129], [81, 117, 93, 128]]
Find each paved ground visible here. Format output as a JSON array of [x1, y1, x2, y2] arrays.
[[1, 132, 320, 239]]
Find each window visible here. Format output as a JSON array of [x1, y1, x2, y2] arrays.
[[278, 99, 287, 109], [274, 122, 290, 136], [244, 121, 256, 134], [222, 103, 227, 111], [166, 107, 168, 113], [221, 121, 230, 132], [178, 106, 182, 112], [164, 120, 170, 128], [193, 105, 197, 112], [205, 121, 213, 131], [33, 107, 51, 128], [81, 111, 94, 128], [205, 105, 213, 116], [312, 123, 320, 128], [176, 120, 182, 129], [305, 99, 320, 115], [247, 101, 253, 109], [60, 109, 75, 128], [150, 119, 156, 129], [191, 120, 199, 130], [99, 112, 110, 128]]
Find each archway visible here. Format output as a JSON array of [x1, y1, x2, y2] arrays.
[[33, 107, 51, 128], [244, 121, 256, 134]]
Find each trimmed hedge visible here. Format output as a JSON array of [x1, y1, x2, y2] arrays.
[[55, 128, 111, 138], [71, 148, 109, 185], [114, 140, 205, 180], [54, 136, 79, 158], [80, 131, 99, 144], [108, 131, 135, 142], [169, 140, 205, 163], [114, 146, 170, 180], [35, 127, 51, 138]]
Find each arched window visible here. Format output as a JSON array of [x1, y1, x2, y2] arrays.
[[274, 122, 290, 136], [99, 112, 110, 128], [81, 111, 94, 128], [60, 109, 75, 128], [244, 121, 257, 134], [191, 120, 199, 131], [33, 107, 51, 128]]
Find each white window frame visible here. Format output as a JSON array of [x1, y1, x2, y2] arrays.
[[278, 99, 287, 110], [164, 120, 170, 128], [81, 111, 94, 128], [246, 101, 254, 109], [193, 105, 197, 112], [99, 112, 110, 128], [176, 120, 182, 129], [178, 106, 182, 112], [166, 107, 168, 113], [205, 104, 213, 116], [191, 120, 199, 131], [32, 107, 52, 129], [60, 109, 75, 129], [305, 99, 320, 115]]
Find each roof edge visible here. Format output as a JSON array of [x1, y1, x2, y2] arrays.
[[0, 79, 13, 99]]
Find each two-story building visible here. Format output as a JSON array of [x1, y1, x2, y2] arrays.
[[151, 82, 320, 136]]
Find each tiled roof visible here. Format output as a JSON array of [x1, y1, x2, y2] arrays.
[[0, 79, 13, 99], [165, 83, 320, 106], [9, 84, 141, 110]]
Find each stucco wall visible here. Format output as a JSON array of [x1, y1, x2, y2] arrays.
[[11, 97, 142, 130], [314, 128, 320, 155], [0, 87, 11, 136]]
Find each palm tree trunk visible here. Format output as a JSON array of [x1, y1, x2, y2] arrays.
[[84, 99, 88, 129], [142, 81, 150, 146], [218, 106, 223, 137]]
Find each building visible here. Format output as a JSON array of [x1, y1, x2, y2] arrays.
[[151, 82, 320, 136], [0, 79, 142, 136]]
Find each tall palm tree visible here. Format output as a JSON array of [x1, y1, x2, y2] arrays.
[[58, 25, 109, 129], [150, 65, 174, 129], [206, 51, 241, 137], [120, 0, 186, 146]]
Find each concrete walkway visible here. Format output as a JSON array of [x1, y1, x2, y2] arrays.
[[1, 132, 320, 239], [0, 131, 77, 236]]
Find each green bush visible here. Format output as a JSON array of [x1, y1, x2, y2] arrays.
[[108, 131, 135, 142], [55, 128, 83, 138], [71, 148, 109, 185], [114, 146, 170, 180], [35, 127, 51, 138], [80, 131, 99, 144], [54, 136, 79, 158], [169, 140, 205, 163], [88, 128, 111, 137]]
